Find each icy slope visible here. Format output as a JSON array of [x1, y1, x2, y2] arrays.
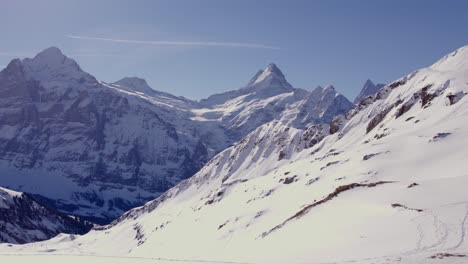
[[4, 45, 468, 263], [0, 187, 91, 244]]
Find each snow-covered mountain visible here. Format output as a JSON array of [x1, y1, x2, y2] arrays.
[[194, 63, 353, 137], [200, 63, 294, 107], [354, 79, 386, 104], [0, 47, 231, 223], [0, 48, 352, 223], [0, 186, 91, 244], [6, 45, 468, 263]]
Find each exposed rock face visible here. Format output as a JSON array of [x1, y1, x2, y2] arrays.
[[0, 187, 92, 244]]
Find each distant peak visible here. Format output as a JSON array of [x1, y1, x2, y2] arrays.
[[247, 63, 287, 86], [34, 47, 65, 60], [27, 46, 74, 68], [113, 77, 154, 94], [311, 85, 339, 98], [324, 85, 336, 91], [17, 46, 96, 87], [364, 79, 375, 86], [117, 77, 148, 86], [263, 63, 285, 79], [354, 79, 385, 103], [264, 63, 282, 74]]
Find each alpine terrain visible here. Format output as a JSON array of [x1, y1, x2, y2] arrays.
[[1, 45, 467, 264], [0, 48, 353, 224]]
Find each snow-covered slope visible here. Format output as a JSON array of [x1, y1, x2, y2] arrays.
[[354, 79, 385, 104], [4, 45, 468, 263], [0, 186, 91, 244]]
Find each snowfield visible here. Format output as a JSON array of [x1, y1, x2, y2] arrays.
[[1, 45, 468, 263]]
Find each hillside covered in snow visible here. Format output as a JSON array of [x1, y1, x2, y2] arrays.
[[2, 45, 467, 264]]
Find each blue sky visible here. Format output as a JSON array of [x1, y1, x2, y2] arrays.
[[1, 0, 467, 100]]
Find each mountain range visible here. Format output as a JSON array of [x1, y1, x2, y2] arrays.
[[2, 44, 467, 263], [0, 47, 356, 224], [1, 43, 468, 264]]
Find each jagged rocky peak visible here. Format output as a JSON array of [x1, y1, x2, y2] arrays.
[[321, 85, 341, 101], [113, 77, 155, 94], [248, 63, 282, 84], [354, 79, 385, 104], [310, 85, 338, 98], [19, 46, 96, 87], [199, 63, 294, 107], [363, 78, 374, 87], [246, 63, 292, 90], [323, 84, 336, 93]]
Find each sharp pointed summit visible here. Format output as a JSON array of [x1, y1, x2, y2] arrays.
[[200, 63, 294, 107], [264, 63, 285, 77], [247, 63, 289, 87], [354, 79, 385, 104], [323, 84, 336, 92]]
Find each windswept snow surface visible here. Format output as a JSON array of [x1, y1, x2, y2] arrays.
[[2, 46, 468, 263]]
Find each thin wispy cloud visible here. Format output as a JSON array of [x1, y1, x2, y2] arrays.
[[66, 35, 280, 50], [69, 53, 139, 59]]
